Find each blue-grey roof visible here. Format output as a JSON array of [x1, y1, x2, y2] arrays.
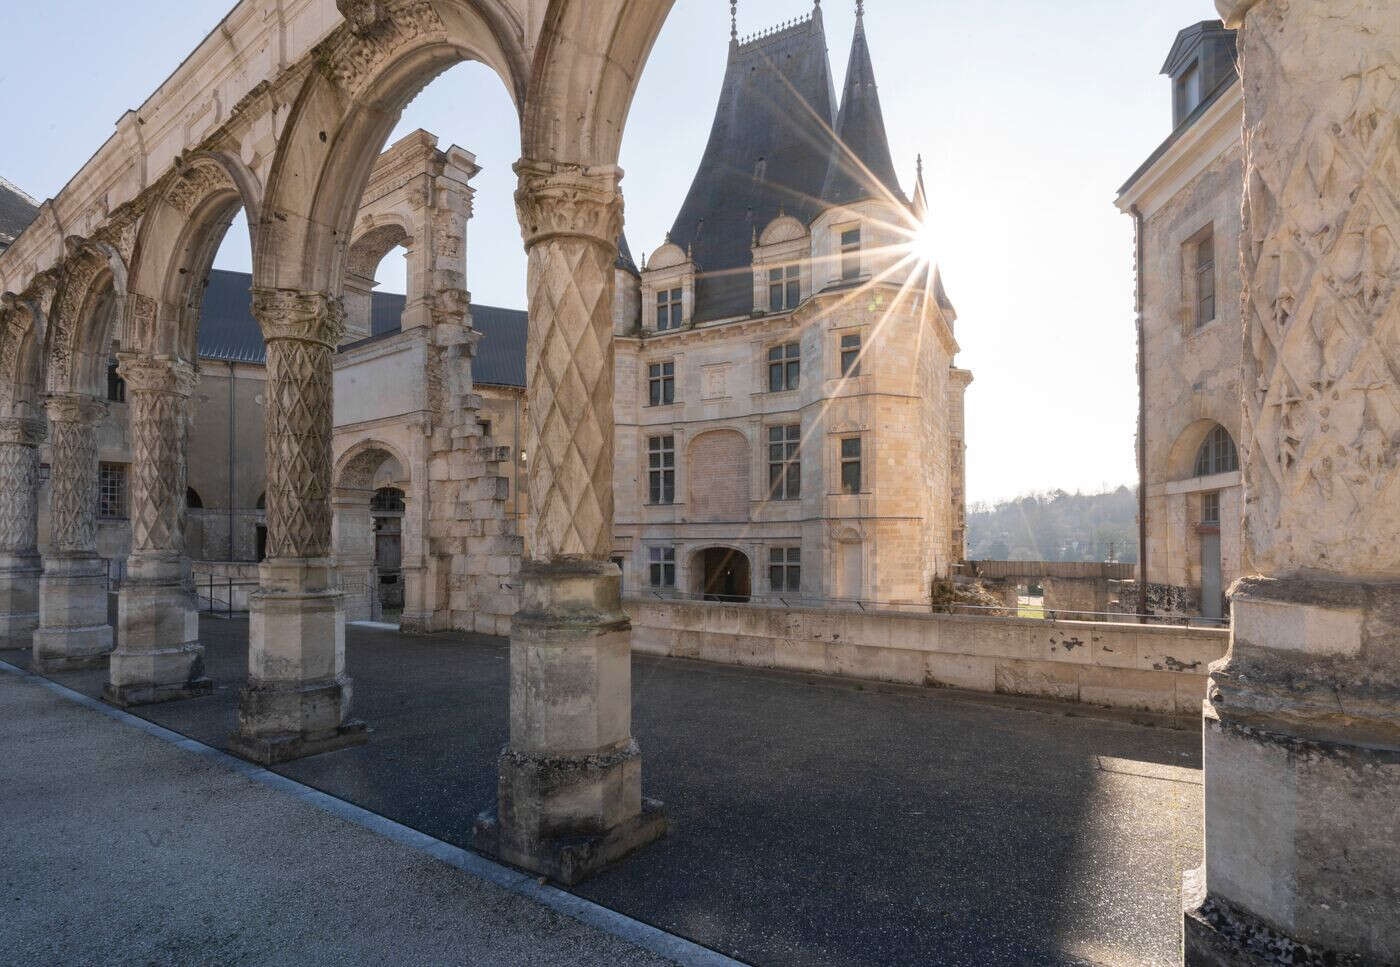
[[196, 269, 527, 387], [0, 177, 40, 253]]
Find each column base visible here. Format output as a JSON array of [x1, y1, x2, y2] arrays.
[[108, 577, 209, 705], [0, 552, 42, 645], [0, 611, 39, 645], [230, 560, 366, 764], [474, 741, 668, 885], [33, 556, 113, 671], [1183, 874, 1368, 967]]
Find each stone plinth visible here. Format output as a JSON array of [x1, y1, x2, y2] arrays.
[[32, 555, 112, 671], [229, 557, 365, 764], [474, 559, 665, 884], [106, 559, 209, 706], [0, 552, 42, 642]]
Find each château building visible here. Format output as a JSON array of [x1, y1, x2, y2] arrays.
[[1116, 20, 1243, 621]]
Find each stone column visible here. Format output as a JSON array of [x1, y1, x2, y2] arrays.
[[229, 289, 366, 764], [1185, 2, 1400, 963], [473, 161, 665, 884], [0, 416, 46, 642], [105, 355, 210, 705], [32, 394, 112, 671]]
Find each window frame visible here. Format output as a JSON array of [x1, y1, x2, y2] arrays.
[[656, 287, 684, 331], [767, 264, 801, 312], [840, 332, 862, 377], [648, 545, 676, 588], [97, 462, 128, 520], [767, 424, 801, 501], [840, 227, 862, 281], [767, 342, 800, 393], [1194, 425, 1239, 477], [647, 360, 675, 407], [1194, 225, 1216, 328], [1200, 490, 1221, 526], [647, 434, 676, 505], [769, 546, 801, 592], [840, 436, 862, 495]]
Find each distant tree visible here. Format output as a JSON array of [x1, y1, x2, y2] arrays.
[[966, 486, 1139, 563]]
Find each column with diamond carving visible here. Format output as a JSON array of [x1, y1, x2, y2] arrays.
[[32, 394, 112, 671], [229, 289, 366, 763], [0, 417, 46, 642], [473, 161, 665, 884], [1184, 2, 1400, 963], [104, 355, 210, 705]]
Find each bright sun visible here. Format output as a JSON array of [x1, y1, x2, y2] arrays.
[[911, 220, 940, 266]]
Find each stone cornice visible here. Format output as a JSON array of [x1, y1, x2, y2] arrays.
[[514, 160, 623, 251], [250, 287, 346, 347]]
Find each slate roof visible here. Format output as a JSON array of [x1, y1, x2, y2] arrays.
[[0, 177, 40, 253], [196, 269, 528, 387], [821, 14, 905, 207], [666, 12, 841, 323], [663, 7, 906, 323]]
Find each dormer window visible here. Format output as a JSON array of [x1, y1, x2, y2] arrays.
[[656, 287, 684, 330], [768, 265, 800, 312], [1174, 61, 1202, 122], [840, 227, 862, 281]]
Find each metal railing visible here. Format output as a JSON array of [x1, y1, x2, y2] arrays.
[[197, 576, 260, 616]]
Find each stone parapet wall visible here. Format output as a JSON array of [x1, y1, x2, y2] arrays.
[[192, 560, 261, 612], [625, 598, 1227, 725]]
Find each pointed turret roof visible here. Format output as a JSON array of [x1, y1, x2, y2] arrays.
[[822, 9, 904, 207], [666, 8, 839, 323]]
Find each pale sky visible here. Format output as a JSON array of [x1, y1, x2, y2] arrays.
[[0, 0, 1223, 505]]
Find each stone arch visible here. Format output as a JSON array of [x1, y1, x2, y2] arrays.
[[0, 288, 51, 419], [345, 219, 412, 336], [332, 440, 412, 622], [252, 0, 527, 299], [687, 428, 749, 522], [688, 544, 751, 602], [45, 236, 127, 398], [334, 439, 411, 492], [124, 152, 261, 358]]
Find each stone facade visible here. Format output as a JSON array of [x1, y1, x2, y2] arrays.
[[1117, 20, 1244, 623]]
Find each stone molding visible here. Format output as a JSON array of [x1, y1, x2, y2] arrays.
[[44, 393, 107, 556], [514, 160, 624, 252], [116, 353, 197, 397], [0, 417, 46, 449], [250, 287, 346, 348], [163, 160, 237, 216], [319, 0, 446, 98]]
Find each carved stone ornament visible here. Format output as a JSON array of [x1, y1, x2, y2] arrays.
[[250, 287, 346, 348], [123, 293, 160, 353], [263, 335, 336, 560], [164, 161, 237, 217], [117, 353, 197, 398], [119, 356, 196, 553], [0, 417, 46, 449], [48, 240, 109, 392], [1238, 0, 1400, 579], [0, 435, 41, 554], [44, 394, 107, 556], [320, 0, 445, 97], [514, 160, 624, 252]]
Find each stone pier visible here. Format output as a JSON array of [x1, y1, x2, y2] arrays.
[[1184, 1, 1400, 962], [32, 393, 112, 672], [105, 354, 210, 706], [229, 289, 365, 764], [0, 416, 45, 643], [474, 161, 665, 884]]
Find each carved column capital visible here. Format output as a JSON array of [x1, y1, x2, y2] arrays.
[[0, 417, 46, 448], [514, 160, 623, 253], [1214, 0, 1263, 27], [250, 287, 346, 348], [44, 393, 108, 427], [116, 353, 197, 398]]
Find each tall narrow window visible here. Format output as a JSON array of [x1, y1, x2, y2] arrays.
[[840, 437, 862, 494], [648, 361, 675, 406], [840, 227, 862, 280], [656, 287, 683, 330], [767, 342, 800, 392], [97, 462, 128, 520], [106, 362, 126, 403], [768, 265, 801, 311], [1195, 227, 1216, 327], [648, 434, 675, 505], [769, 546, 801, 592], [840, 333, 862, 376], [648, 546, 676, 588], [768, 424, 801, 500]]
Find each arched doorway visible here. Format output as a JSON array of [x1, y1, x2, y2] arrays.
[[694, 547, 751, 603], [333, 444, 410, 624]]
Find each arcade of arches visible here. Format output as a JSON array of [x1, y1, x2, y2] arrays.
[[0, 0, 1396, 959]]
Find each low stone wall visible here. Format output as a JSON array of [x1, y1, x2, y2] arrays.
[[624, 598, 1227, 724], [192, 561, 261, 612]]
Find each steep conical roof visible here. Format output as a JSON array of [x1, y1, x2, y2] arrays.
[[666, 8, 839, 323], [822, 12, 904, 207]]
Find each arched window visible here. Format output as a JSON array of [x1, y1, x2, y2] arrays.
[[371, 487, 405, 513], [186, 487, 203, 509], [1195, 425, 1239, 476]]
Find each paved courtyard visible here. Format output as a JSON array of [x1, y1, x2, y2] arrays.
[[2, 616, 1204, 966]]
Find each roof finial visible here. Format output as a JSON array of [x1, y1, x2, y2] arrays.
[[855, 0, 864, 23], [730, 0, 737, 41], [916, 153, 923, 178]]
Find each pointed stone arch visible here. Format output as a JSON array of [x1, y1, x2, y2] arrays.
[[45, 235, 128, 399]]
